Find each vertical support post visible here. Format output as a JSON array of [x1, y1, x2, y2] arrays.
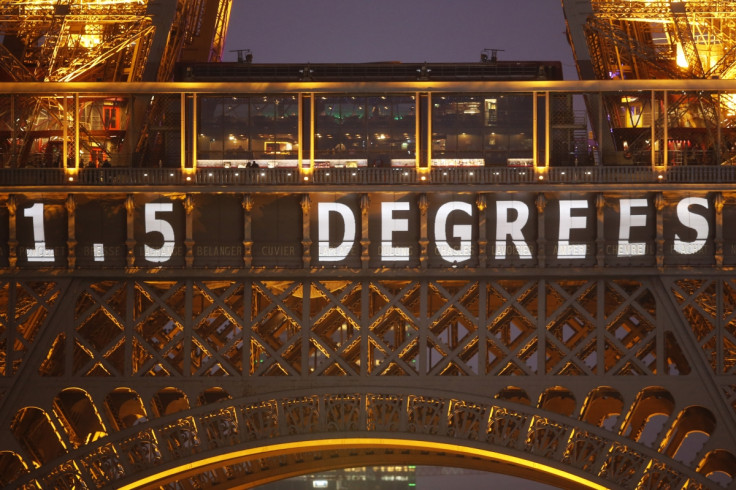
[[75, 93, 80, 169], [596, 193, 605, 267], [536, 194, 546, 268], [7, 195, 17, 269], [715, 192, 724, 267], [418, 279, 427, 376], [416, 92, 421, 169], [192, 94, 198, 170], [66, 195, 76, 270], [663, 90, 668, 167], [598, 92, 604, 166], [184, 194, 194, 268], [184, 279, 192, 376], [533, 91, 538, 167], [545, 91, 550, 168], [717, 90, 723, 164], [298, 92, 303, 169], [596, 278, 605, 375], [125, 194, 136, 268], [301, 194, 311, 269], [302, 277, 311, 376], [418, 194, 428, 269], [310, 93, 315, 170], [537, 277, 546, 375], [181, 92, 186, 169], [243, 194, 253, 269], [655, 193, 664, 269], [62, 96, 68, 170], [360, 277, 369, 376], [426, 92, 432, 168], [476, 194, 487, 269], [477, 278, 487, 375], [10, 95, 15, 167], [651, 90, 656, 167], [360, 194, 370, 270]]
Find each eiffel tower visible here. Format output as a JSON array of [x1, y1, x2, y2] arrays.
[[0, 2, 735, 490]]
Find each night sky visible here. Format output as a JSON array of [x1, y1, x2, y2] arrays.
[[223, 0, 577, 78], [224, 2, 570, 488]]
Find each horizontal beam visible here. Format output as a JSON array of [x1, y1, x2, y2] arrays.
[[2, 79, 736, 94]]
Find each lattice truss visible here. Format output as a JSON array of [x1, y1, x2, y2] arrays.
[[587, 0, 736, 80], [583, 1, 736, 152], [0, 1, 154, 83], [0, 0, 233, 167], [0, 278, 736, 488]]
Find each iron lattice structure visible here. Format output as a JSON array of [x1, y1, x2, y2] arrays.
[[561, 0, 736, 166], [1, 221, 736, 488], [0, 0, 232, 168], [0, 0, 232, 83], [565, 0, 736, 81]]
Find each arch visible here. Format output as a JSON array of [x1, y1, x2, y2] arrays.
[[538, 386, 576, 416], [579, 386, 624, 429], [198, 387, 232, 405], [495, 386, 531, 405], [661, 406, 716, 464], [104, 387, 148, 430], [0, 388, 727, 490], [53, 387, 107, 448], [117, 438, 608, 490], [696, 449, 736, 485], [0, 451, 28, 486], [10, 407, 66, 467], [151, 387, 190, 417], [620, 387, 674, 444]]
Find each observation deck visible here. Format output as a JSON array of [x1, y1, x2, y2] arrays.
[[2, 78, 736, 490]]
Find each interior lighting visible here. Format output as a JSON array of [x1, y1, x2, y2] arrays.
[[676, 43, 689, 68]]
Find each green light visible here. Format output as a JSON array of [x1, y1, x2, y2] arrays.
[[409, 484, 416, 487]]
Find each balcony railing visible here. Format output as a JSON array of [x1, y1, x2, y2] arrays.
[[0, 165, 734, 187]]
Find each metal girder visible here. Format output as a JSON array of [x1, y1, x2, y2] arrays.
[[0, 276, 735, 488], [670, 1, 706, 78], [592, 0, 736, 21]]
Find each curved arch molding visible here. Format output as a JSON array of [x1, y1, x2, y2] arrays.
[[0, 277, 736, 489]]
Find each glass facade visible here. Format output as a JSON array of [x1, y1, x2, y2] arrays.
[[431, 93, 535, 166], [197, 95, 299, 167], [4, 82, 736, 170], [314, 95, 415, 167]]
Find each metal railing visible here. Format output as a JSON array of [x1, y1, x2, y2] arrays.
[[1, 165, 735, 187]]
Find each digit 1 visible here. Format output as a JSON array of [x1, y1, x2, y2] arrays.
[[24, 202, 55, 262]]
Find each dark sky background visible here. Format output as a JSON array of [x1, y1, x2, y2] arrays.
[[224, 2, 570, 488], [223, 0, 578, 79]]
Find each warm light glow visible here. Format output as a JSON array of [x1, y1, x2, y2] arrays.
[[676, 43, 689, 68], [118, 438, 608, 490]]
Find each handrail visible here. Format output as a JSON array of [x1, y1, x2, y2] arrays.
[[0, 166, 735, 187]]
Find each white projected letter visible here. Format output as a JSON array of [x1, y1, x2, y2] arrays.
[[318, 202, 356, 261], [558, 200, 588, 259], [24, 202, 54, 262], [381, 202, 410, 261], [434, 201, 472, 262], [674, 197, 709, 255], [617, 198, 648, 257], [144, 203, 175, 263], [495, 200, 532, 259]]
